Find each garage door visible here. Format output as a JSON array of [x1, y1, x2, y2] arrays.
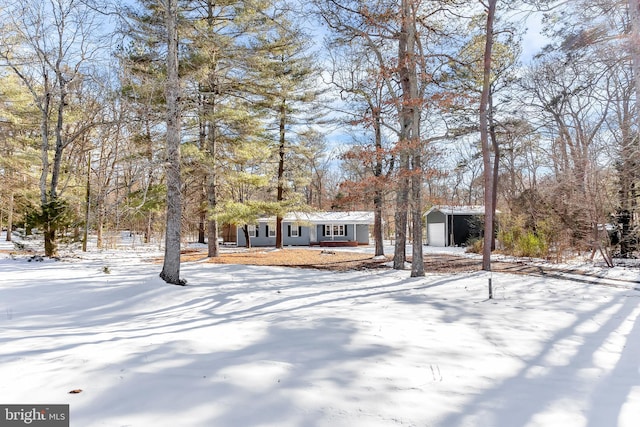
[[427, 222, 446, 246]]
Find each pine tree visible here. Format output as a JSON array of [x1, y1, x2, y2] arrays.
[[0, 74, 41, 240], [247, 15, 323, 249], [120, 0, 186, 284]]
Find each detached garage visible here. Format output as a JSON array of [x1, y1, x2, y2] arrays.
[[425, 205, 486, 247]]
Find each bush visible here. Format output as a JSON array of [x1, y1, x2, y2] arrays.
[[515, 231, 548, 258], [497, 214, 549, 258], [465, 238, 484, 254], [25, 198, 78, 233]]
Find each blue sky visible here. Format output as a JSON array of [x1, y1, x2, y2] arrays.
[[521, 11, 550, 62]]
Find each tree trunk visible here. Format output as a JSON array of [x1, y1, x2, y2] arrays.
[[393, 0, 411, 271], [198, 185, 206, 244], [50, 68, 67, 202], [6, 192, 13, 242], [160, 0, 185, 286], [410, 152, 424, 277], [374, 191, 384, 256], [393, 153, 409, 269], [630, 0, 640, 119], [197, 95, 207, 246], [40, 76, 54, 256], [206, 118, 219, 258], [480, 0, 497, 271], [276, 99, 286, 249], [620, 0, 640, 256], [207, 218, 219, 257], [202, 1, 220, 258], [373, 106, 384, 257], [243, 225, 252, 249], [206, 145, 219, 257], [408, 30, 424, 276], [145, 214, 153, 244], [96, 201, 104, 249], [489, 93, 499, 251], [396, 0, 424, 276], [82, 155, 91, 252]]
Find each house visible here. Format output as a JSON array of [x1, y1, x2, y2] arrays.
[[236, 211, 374, 247], [425, 205, 486, 247]]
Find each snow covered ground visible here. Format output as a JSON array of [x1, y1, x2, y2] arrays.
[[1, 232, 639, 427]]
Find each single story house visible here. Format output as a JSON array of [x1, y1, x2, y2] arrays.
[[236, 211, 374, 247], [425, 205, 486, 247]]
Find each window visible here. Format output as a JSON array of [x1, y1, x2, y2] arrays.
[[290, 225, 299, 237], [268, 225, 276, 237], [324, 224, 345, 237], [248, 224, 256, 237]]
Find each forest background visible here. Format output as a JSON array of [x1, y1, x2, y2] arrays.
[[0, 0, 639, 283]]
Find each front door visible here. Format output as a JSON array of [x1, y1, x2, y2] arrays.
[[310, 224, 317, 244]]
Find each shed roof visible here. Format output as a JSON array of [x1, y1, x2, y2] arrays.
[[425, 205, 487, 216]]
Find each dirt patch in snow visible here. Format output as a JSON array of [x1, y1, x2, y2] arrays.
[[179, 249, 639, 285], [179, 248, 392, 271], [178, 249, 532, 274], [148, 248, 640, 288]]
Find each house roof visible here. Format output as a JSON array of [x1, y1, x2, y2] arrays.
[[257, 211, 375, 225], [425, 205, 487, 216]]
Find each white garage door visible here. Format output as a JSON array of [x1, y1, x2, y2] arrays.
[[427, 223, 446, 247]]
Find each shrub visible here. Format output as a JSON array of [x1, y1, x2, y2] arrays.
[[497, 213, 549, 258], [515, 231, 548, 258], [465, 238, 484, 254]]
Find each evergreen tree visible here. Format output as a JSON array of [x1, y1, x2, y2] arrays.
[[0, 74, 41, 240], [247, 14, 323, 249], [120, 0, 186, 284]]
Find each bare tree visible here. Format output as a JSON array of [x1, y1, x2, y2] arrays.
[[0, 0, 108, 256], [629, 0, 640, 119], [480, 0, 498, 270], [315, 0, 455, 275], [326, 40, 395, 257]]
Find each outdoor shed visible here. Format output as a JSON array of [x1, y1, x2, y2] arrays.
[[236, 211, 374, 247], [425, 205, 485, 247]]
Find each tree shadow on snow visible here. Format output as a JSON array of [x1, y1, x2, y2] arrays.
[[71, 317, 394, 426], [436, 277, 640, 427]]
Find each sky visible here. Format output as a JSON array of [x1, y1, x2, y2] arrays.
[[521, 11, 551, 63]]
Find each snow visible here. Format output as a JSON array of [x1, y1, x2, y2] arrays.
[[1, 232, 640, 427]]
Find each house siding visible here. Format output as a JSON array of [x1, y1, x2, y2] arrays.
[[237, 223, 370, 246], [427, 211, 446, 224], [355, 224, 369, 243], [318, 224, 350, 242], [236, 223, 272, 247], [316, 224, 370, 244], [236, 222, 311, 247], [236, 212, 374, 247], [284, 223, 310, 246]]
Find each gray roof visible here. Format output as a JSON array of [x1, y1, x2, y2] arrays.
[[257, 211, 375, 225]]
